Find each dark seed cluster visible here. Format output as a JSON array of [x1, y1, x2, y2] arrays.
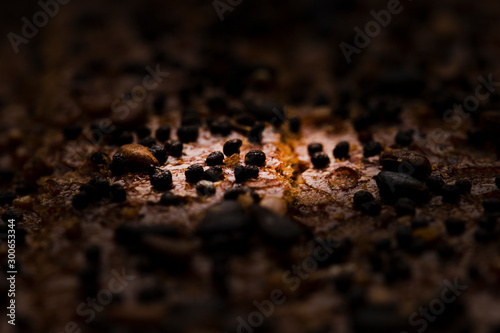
[[234, 164, 259, 183], [150, 170, 173, 191], [149, 145, 168, 165], [72, 175, 126, 209]]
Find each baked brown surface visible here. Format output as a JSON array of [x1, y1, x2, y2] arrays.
[[1, 1, 500, 333]]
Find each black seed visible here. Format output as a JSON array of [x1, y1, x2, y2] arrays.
[[234, 165, 247, 183], [248, 123, 265, 143], [375, 171, 429, 203], [307, 143, 323, 156], [483, 198, 500, 213], [245, 150, 266, 166], [79, 183, 100, 202], [363, 141, 382, 157], [149, 145, 168, 165], [204, 166, 224, 182], [289, 116, 301, 133], [311, 152, 330, 169], [380, 150, 432, 180], [110, 184, 126, 202], [234, 164, 259, 183], [496, 175, 500, 189], [160, 192, 179, 206], [411, 217, 429, 229], [441, 185, 461, 203], [185, 164, 204, 183], [196, 181, 216, 196], [155, 126, 171, 142], [72, 192, 90, 209], [146, 166, 161, 177], [360, 201, 381, 216], [150, 171, 173, 191], [353, 190, 375, 209], [90, 152, 108, 165], [445, 218, 466, 235], [109, 153, 127, 175], [177, 126, 199, 143], [455, 179, 472, 194], [0, 191, 16, 206], [89, 175, 111, 195], [1, 210, 23, 222], [63, 125, 82, 140], [137, 136, 156, 148], [223, 139, 242, 157], [333, 141, 350, 159], [426, 175, 445, 194], [209, 120, 232, 136], [395, 198, 416, 216], [206, 151, 224, 166], [169, 140, 183, 157], [135, 126, 151, 139], [395, 130, 413, 147]]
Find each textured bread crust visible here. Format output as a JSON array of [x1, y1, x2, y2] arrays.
[[1, 1, 500, 333]]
